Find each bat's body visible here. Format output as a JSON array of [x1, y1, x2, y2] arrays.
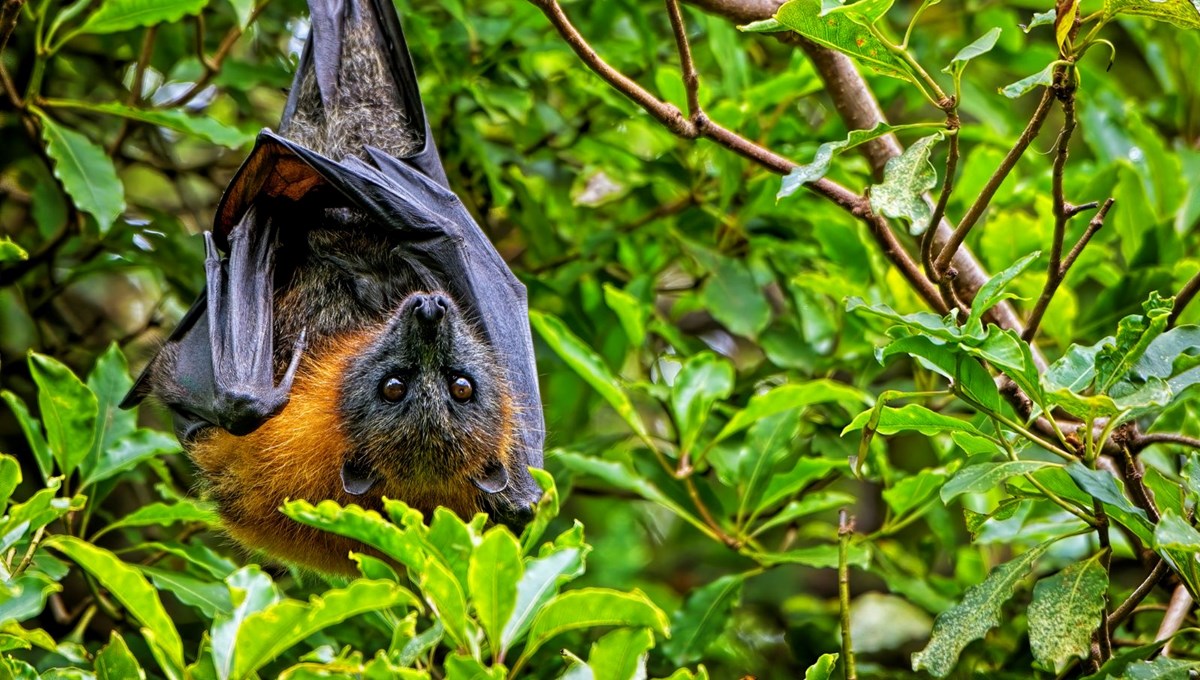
[[124, 0, 544, 573]]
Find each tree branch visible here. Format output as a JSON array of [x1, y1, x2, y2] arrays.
[[527, 0, 946, 312], [1157, 585, 1194, 657], [0, 0, 24, 57], [933, 85, 1056, 278], [1024, 197, 1114, 342], [1169, 267, 1200, 328], [682, 0, 1040, 359]]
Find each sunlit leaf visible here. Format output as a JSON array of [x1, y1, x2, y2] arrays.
[[32, 110, 125, 233], [530, 311, 648, 438], [522, 589, 668, 662], [28, 353, 97, 478], [469, 527, 522, 657], [75, 0, 209, 35], [46, 536, 183, 675], [775, 0, 914, 81], [663, 573, 745, 666], [231, 580, 419, 678], [1103, 0, 1200, 28], [869, 133, 943, 235], [942, 461, 1055, 502], [1000, 62, 1056, 99], [912, 541, 1054, 677], [1028, 552, 1108, 673]]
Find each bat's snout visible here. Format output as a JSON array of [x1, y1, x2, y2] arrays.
[[412, 294, 448, 323]]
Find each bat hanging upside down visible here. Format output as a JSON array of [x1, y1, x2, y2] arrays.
[[122, 0, 544, 574]]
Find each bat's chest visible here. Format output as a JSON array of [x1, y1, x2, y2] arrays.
[[271, 221, 427, 356]]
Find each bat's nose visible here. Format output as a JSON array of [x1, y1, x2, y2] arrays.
[[412, 294, 448, 322]]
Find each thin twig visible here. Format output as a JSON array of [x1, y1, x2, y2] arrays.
[[528, 0, 947, 313], [1118, 447, 1161, 523], [1157, 585, 1194, 657], [1169, 268, 1200, 328], [162, 1, 269, 109], [108, 26, 158, 155], [1024, 197, 1114, 341], [665, 0, 700, 118], [0, 0, 24, 56], [923, 120, 959, 282], [838, 510, 858, 680], [1108, 559, 1170, 630], [1133, 433, 1200, 451], [933, 85, 1057, 278]]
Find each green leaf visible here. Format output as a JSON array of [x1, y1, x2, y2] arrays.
[[778, 122, 943, 198], [869, 133, 944, 235], [32, 109, 125, 233], [520, 468, 559, 553], [75, 0, 209, 35], [804, 653, 839, 680], [50, 101, 252, 149], [46, 536, 183, 674], [95, 632, 146, 680], [81, 344, 135, 485], [521, 589, 668, 664], [2, 391, 53, 482], [603, 284, 647, 348], [714, 380, 869, 448], [819, 0, 894, 25], [1022, 9, 1057, 31], [95, 499, 217, 539], [757, 543, 870, 569], [419, 556, 471, 650], [966, 251, 1039, 332], [671, 353, 734, 455], [663, 573, 745, 666], [84, 428, 179, 487], [944, 28, 1001, 74], [1153, 510, 1200, 597], [530, 311, 648, 438], [1028, 552, 1109, 673], [1096, 292, 1173, 393], [911, 540, 1054, 677], [880, 335, 1001, 411], [0, 237, 28, 263], [1000, 62, 1057, 99], [283, 500, 424, 571], [750, 491, 856, 537], [738, 18, 786, 32], [586, 628, 654, 680], [1103, 0, 1200, 28], [501, 547, 583, 649], [141, 566, 232, 618], [844, 403, 984, 437], [883, 469, 947, 517], [1044, 340, 1104, 393], [28, 353, 98, 478], [1066, 463, 1154, 540], [469, 527, 522, 657], [775, 0, 914, 81], [0, 455, 20, 508], [691, 247, 771, 339], [212, 567, 281, 680], [941, 461, 1055, 502], [232, 580, 419, 678], [0, 573, 62, 624]]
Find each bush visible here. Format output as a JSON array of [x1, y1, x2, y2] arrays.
[[2, 0, 1200, 677]]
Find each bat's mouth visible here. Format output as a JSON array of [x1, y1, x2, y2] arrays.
[[338, 456, 510, 497]]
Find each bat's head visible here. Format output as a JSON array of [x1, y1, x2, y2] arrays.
[[337, 291, 521, 519]]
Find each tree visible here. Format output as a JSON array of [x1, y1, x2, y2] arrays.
[[2, 0, 1199, 677]]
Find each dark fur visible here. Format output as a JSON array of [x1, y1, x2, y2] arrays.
[[140, 7, 526, 572]]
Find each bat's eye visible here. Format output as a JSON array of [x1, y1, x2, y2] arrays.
[[449, 375, 474, 402], [380, 376, 407, 402]]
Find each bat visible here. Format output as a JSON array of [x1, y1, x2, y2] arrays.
[[122, 0, 545, 573]]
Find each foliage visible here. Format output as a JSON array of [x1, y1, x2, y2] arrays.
[[1, 0, 1200, 678]]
